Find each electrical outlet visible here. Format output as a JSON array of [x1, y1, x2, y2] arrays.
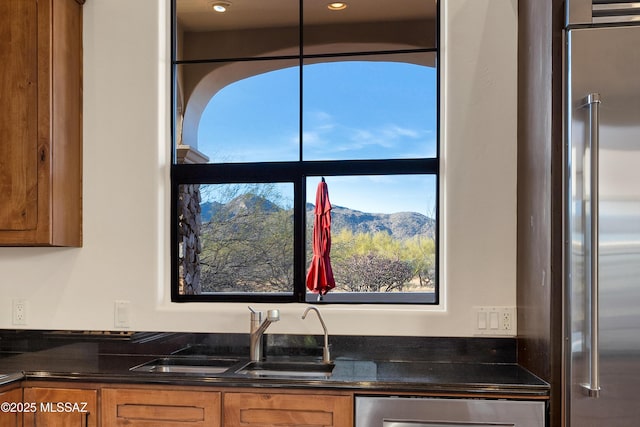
[[12, 299, 27, 325], [501, 308, 514, 331]]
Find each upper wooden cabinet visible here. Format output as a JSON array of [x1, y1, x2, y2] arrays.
[[0, 0, 83, 246]]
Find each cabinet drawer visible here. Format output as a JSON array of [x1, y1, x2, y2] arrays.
[[102, 388, 221, 427], [223, 391, 352, 427]]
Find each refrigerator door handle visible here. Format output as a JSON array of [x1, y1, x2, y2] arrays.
[[581, 92, 601, 398]]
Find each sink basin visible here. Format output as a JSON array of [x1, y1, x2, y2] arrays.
[[0, 372, 22, 385], [236, 360, 334, 378], [0, 372, 24, 385], [130, 356, 334, 379], [130, 357, 239, 375]]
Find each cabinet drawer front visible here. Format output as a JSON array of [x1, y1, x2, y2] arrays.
[[239, 408, 333, 426], [224, 392, 352, 427], [102, 388, 221, 427], [117, 403, 206, 423]]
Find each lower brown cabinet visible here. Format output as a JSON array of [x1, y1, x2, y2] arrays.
[[0, 387, 22, 427], [5, 382, 541, 427], [22, 387, 97, 427], [223, 391, 353, 427], [101, 388, 221, 427]]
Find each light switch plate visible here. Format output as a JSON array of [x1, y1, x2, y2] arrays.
[[114, 300, 131, 328]]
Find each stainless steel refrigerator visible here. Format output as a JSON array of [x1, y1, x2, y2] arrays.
[[564, 1, 640, 426]]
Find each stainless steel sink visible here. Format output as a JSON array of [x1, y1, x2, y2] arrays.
[[235, 360, 334, 378], [130, 357, 239, 374], [0, 372, 24, 385], [130, 356, 335, 379]]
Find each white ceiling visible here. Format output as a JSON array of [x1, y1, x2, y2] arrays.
[[177, 0, 437, 32]]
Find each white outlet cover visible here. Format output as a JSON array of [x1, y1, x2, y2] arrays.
[[12, 299, 27, 325]]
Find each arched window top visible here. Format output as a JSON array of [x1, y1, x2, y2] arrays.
[[175, 0, 437, 155], [195, 58, 436, 163]]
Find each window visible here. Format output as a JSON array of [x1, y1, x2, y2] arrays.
[[171, 0, 439, 303]]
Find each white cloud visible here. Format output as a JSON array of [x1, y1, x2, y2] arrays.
[[302, 117, 432, 158], [382, 125, 420, 139]]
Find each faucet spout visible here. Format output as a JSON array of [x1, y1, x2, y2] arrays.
[[249, 307, 280, 362], [302, 306, 331, 363]]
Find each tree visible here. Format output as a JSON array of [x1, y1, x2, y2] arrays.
[[331, 229, 435, 292], [199, 184, 294, 293], [335, 253, 413, 292], [402, 235, 436, 288]]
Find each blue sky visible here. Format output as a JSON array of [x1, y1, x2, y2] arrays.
[[197, 61, 437, 216], [306, 175, 435, 217]]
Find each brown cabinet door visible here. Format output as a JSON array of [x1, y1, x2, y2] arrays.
[[101, 388, 221, 427], [223, 391, 353, 427], [0, 388, 23, 427], [0, 0, 82, 246], [22, 387, 97, 427], [0, 0, 38, 233]]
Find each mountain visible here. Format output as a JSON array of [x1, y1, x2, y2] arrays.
[[202, 194, 281, 220], [201, 195, 435, 240], [310, 204, 435, 240], [200, 201, 222, 222]]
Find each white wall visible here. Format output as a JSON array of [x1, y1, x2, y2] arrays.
[[0, 0, 517, 337]]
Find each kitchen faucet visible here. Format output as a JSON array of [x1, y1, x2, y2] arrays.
[[302, 306, 331, 364], [248, 306, 280, 362]]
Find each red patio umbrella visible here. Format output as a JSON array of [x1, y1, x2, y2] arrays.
[[306, 177, 336, 296]]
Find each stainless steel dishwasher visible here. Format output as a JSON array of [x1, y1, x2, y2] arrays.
[[355, 396, 545, 427]]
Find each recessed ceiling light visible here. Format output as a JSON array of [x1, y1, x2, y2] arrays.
[[327, 2, 348, 11], [211, 1, 231, 13]]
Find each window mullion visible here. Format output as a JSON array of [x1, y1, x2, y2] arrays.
[[296, 0, 305, 301]]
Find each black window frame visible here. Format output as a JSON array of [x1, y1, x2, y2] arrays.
[[170, 0, 441, 304]]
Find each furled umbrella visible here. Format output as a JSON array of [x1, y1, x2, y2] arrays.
[[306, 177, 336, 296]]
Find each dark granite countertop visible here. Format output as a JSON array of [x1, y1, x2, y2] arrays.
[[0, 332, 549, 398]]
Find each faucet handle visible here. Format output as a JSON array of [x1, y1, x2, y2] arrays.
[[248, 306, 261, 322], [249, 307, 281, 323], [266, 309, 280, 322]]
